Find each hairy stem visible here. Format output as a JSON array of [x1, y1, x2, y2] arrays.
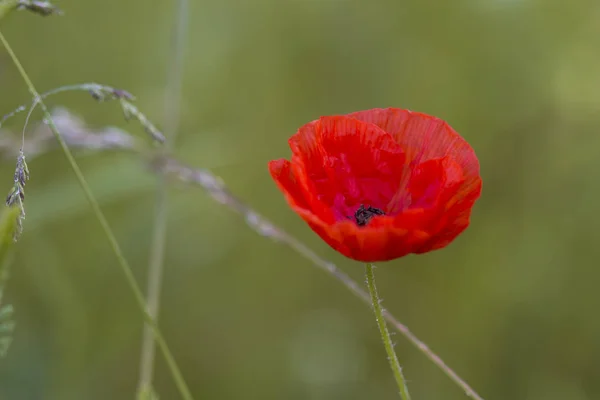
[[0, 31, 193, 400], [365, 263, 411, 399], [138, 0, 188, 394], [283, 233, 483, 400]]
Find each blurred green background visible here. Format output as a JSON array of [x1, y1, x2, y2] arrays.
[[0, 0, 599, 399]]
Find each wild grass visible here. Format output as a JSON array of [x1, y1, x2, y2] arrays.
[[0, 3, 484, 400]]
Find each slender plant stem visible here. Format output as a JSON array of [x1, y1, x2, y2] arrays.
[[269, 233, 483, 400], [138, 0, 188, 393], [0, 31, 194, 400], [365, 263, 411, 399], [137, 185, 168, 392]]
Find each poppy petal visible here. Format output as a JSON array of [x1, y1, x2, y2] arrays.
[[347, 108, 480, 184], [268, 159, 309, 210], [338, 218, 431, 261], [407, 157, 465, 209], [417, 175, 482, 252], [298, 216, 431, 262], [289, 116, 406, 219], [269, 159, 338, 236]]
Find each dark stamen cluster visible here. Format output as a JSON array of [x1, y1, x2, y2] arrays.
[[353, 204, 385, 226]]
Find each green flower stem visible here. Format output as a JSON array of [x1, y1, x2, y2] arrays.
[[365, 263, 411, 400], [0, 31, 193, 400]]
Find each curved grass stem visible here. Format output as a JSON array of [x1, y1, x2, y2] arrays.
[[156, 157, 485, 400], [365, 263, 411, 400], [0, 30, 194, 400], [138, 0, 188, 394]]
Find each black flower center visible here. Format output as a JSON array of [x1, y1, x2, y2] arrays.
[[353, 204, 385, 226]]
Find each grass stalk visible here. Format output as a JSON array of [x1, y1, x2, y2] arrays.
[[0, 30, 193, 400], [138, 0, 188, 394]]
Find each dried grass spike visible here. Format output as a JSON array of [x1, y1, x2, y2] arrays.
[[5, 150, 29, 241]]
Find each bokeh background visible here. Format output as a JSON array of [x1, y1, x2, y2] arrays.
[[0, 0, 599, 399]]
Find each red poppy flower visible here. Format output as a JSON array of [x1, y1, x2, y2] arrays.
[[268, 108, 482, 262]]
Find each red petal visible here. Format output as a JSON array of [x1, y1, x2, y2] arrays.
[[407, 157, 464, 209], [301, 216, 431, 262], [347, 108, 480, 186], [268, 159, 309, 210], [416, 175, 482, 252], [289, 116, 406, 220], [269, 158, 337, 233], [386, 157, 481, 254]]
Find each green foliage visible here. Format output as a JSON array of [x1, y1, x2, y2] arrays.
[[0, 297, 14, 357], [0, 205, 20, 358], [0, 205, 19, 277]]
